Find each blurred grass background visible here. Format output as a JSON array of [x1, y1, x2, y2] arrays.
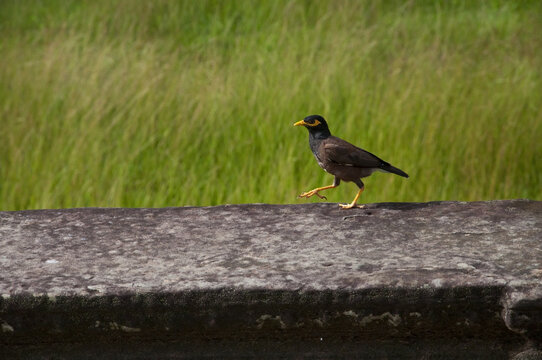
[[1, 0, 541, 210]]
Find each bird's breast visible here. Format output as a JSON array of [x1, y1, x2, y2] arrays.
[[313, 153, 329, 172]]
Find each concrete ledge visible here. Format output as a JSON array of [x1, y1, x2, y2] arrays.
[[1, 200, 541, 358]]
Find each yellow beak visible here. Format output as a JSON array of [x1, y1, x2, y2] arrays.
[[293, 120, 306, 127]]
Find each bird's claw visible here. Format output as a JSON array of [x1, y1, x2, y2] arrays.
[[339, 203, 365, 209], [298, 190, 327, 200]]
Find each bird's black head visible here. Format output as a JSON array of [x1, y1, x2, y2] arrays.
[[294, 115, 331, 138]]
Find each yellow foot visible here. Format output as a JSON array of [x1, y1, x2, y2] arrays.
[[338, 203, 365, 209], [298, 189, 327, 200]]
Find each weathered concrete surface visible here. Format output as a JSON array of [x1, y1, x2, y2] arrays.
[[1, 200, 541, 358]]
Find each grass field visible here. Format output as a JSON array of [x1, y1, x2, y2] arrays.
[[1, 0, 541, 210]]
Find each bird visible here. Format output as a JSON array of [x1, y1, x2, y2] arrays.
[[294, 114, 408, 209]]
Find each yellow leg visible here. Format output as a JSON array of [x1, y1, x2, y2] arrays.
[[339, 187, 365, 209], [298, 184, 336, 200]]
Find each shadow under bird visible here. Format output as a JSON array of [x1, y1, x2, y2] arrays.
[[294, 115, 409, 209]]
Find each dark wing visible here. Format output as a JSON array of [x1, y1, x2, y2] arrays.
[[322, 136, 384, 168]]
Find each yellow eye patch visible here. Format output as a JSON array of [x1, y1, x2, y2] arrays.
[[294, 119, 321, 127]]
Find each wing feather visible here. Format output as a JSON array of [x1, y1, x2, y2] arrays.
[[322, 136, 384, 168]]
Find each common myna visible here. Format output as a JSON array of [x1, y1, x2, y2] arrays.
[[294, 114, 408, 209]]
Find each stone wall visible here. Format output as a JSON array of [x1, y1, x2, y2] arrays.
[[1, 200, 541, 358]]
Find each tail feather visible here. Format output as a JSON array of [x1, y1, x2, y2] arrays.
[[380, 162, 409, 178]]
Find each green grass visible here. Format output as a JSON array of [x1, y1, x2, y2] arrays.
[[1, 0, 541, 210]]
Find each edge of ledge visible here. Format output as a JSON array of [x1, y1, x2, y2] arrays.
[[1, 198, 538, 213]]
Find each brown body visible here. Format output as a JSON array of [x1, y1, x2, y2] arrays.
[[315, 135, 381, 182]]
